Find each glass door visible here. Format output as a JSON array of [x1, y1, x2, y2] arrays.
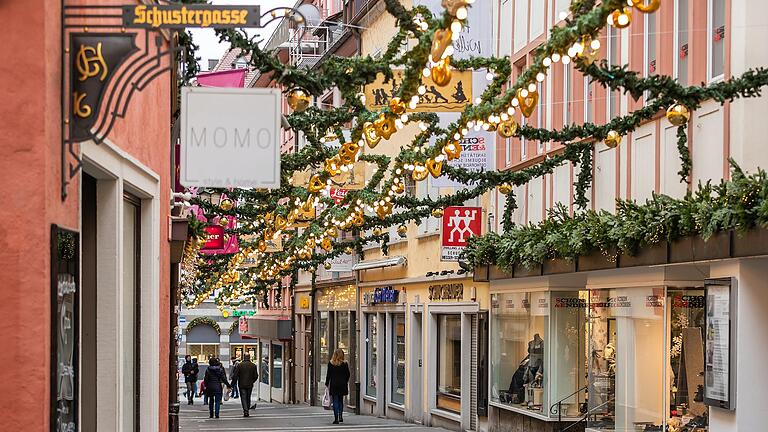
[[259, 341, 271, 401]]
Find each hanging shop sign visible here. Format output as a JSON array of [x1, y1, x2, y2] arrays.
[[200, 216, 239, 255], [364, 69, 472, 113], [231, 310, 257, 317], [122, 5, 262, 29], [326, 253, 357, 272], [441, 206, 482, 261], [299, 295, 311, 311], [51, 226, 80, 432], [428, 283, 464, 301], [180, 87, 281, 189], [363, 286, 401, 305], [202, 225, 225, 250], [704, 277, 737, 410], [329, 187, 349, 204]]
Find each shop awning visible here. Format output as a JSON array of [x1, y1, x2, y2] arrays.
[[352, 255, 407, 271], [241, 316, 292, 341]]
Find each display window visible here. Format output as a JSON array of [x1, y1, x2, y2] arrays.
[[366, 314, 378, 397], [490, 292, 550, 413], [186, 344, 219, 364], [436, 314, 462, 412], [230, 344, 257, 361], [335, 311, 351, 357], [391, 314, 406, 406], [260, 341, 270, 385], [272, 344, 283, 389], [318, 311, 329, 400]]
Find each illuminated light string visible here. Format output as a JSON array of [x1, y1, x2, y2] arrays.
[[177, 0, 768, 306]]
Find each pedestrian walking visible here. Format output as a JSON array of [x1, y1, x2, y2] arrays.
[[198, 379, 207, 405], [192, 358, 200, 396], [203, 357, 231, 419], [325, 348, 351, 425], [229, 357, 240, 399], [230, 353, 259, 417], [181, 355, 199, 405]]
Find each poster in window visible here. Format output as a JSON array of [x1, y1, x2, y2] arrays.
[[51, 226, 80, 432], [704, 277, 736, 410]]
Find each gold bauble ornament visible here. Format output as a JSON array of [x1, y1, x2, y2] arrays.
[[218, 217, 230, 227], [666, 104, 690, 127], [325, 155, 343, 176], [412, 163, 429, 181], [376, 202, 393, 219], [442, 141, 462, 160], [498, 183, 513, 195], [287, 88, 311, 112], [388, 97, 407, 115], [431, 28, 453, 61], [397, 224, 408, 238], [324, 262, 332, 270], [577, 36, 600, 65], [219, 198, 234, 211], [498, 118, 518, 138], [373, 227, 383, 236], [610, 8, 632, 29], [321, 237, 333, 252], [363, 122, 381, 148], [344, 246, 354, 254], [604, 130, 622, 149], [516, 87, 538, 118], [352, 214, 365, 227], [393, 181, 405, 194], [431, 57, 452, 87], [631, 0, 660, 13], [373, 114, 396, 139], [432, 208, 444, 218]]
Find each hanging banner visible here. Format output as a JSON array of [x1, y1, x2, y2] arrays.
[[441, 206, 482, 261], [202, 225, 225, 250], [200, 216, 239, 255], [329, 187, 349, 204], [364, 70, 472, 113]]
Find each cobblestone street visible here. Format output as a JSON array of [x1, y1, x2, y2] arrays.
[[179, 399, 450, 432]]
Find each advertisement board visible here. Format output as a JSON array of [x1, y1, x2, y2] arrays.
[[441, 206, 482, 261]]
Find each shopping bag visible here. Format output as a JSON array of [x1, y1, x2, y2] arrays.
[[223, 388, 230, 401], [322, 387, 331, 410]]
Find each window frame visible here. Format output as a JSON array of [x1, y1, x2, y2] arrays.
[[435, 314, 462, 413], [707, 0, 726, 82]]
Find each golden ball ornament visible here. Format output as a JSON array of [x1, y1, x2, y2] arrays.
[[373, 227, 383, 236], [324, 262, 332, 270], [344, 246, 354, 254], [287, 88, 311, 112], [219, 198, 234, 211], [498, 183, 513, 195], [397, 224, 408, 238], [604, 130, 622, 149], [432, 208, 444, 218], [431, 57, 452, 87], [666, 104, 690, 127], [218, 216, 230, 227]]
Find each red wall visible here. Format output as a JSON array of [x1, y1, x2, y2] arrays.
[[0, 0, 171, 429]]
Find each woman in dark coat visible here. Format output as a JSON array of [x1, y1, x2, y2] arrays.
[[325, 348, 351, 424], [203, 357, 231, 419]]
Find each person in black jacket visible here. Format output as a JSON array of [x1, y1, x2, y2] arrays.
[[203, 357, 231, 419], [230, 354, 259, 417], [181, 355, 199, 405], [325, 348, 351, 424]]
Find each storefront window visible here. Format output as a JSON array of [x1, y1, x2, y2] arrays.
[[272, 344, 283, 389], [336, 312, 350, 354], [260, 341, 270, 385], [587, 288, 665, 431], [366, 314, 378, 397], [318, 311, 329, 400], [436, 314, 462, 412], [668, 289, 707, 430], [551, 292, 588, 418], [391, 314, 406, 405], [490, 292, 549, 413], [230, 344, 257, 361], [186, 344, 219, 364]]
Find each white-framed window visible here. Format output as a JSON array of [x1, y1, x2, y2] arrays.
[[563, 63, 571, 126], [707, 0, 726, 82], [417, 178, 441, 234], [513, 0, 529, 52], [529, 0, 545, 40], [505, 137, 511, 165], [674, 0, 689, 86], [555, 0, 570, 22], [584, 76, 592, 123], [607, 26, 619, 119], [520, 117, 527, 160], [233, 57, 248, 69], [643, 13, 656, 103], [537, 81, 544, 154]]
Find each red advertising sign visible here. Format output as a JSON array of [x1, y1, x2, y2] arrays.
[[329, 187, 349, 204], [202, 225, 225, 250], [441, 206, 482, 261]]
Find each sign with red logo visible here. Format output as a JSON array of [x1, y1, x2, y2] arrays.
[[441, 206, 481, 261], [202, 225, 225, 250], [329, 187, 349, 204]]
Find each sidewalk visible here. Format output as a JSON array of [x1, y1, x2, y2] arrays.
[[179, 397, 450, 432]]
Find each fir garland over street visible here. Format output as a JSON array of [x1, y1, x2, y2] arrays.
[[176, 0, 768, 307]]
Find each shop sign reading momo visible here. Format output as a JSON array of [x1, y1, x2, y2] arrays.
[[441, 206, 482, 261], [180, 87, 281, 189]]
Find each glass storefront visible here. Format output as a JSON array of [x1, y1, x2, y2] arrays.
[[318, 311, 329, 401], [391, 314, 406, 406], [336, 311, 351, 358], [488, 286, 709, 430], [230, 344, 257, 361], [366, 314, 378, 397], [436, 314, 462, 412], [490, 292, 551, 413], [260, 341, 270, 385], [186, 344, 219, 364], [272, 344, 283, 389]]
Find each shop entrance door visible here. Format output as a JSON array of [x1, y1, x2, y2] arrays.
[[258, 341, 271, 402], [409, 311, 423, 423]]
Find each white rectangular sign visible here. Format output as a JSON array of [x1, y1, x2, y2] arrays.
[[327, 253, 357, 272], [180, 87, 281, 188]]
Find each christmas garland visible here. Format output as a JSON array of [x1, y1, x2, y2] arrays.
[[462, 161, 768, 270], [185, 316, 221, 335]]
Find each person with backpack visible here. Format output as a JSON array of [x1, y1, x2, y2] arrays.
[[203, 357, 231, 419]]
